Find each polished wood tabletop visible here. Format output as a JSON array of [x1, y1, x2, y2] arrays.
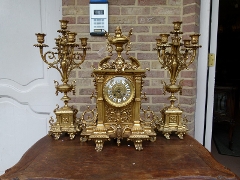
[[0, 134, 239, 180]]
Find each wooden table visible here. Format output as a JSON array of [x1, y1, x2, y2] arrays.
[[0, 134, 239, 180]]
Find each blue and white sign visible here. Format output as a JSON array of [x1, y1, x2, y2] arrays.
[[89, 0, 108, 36]]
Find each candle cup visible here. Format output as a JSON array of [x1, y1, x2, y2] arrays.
[[190, 34, 200, 44], [55, 38, 60, 46], [67, 32, 77, 43], [156, 38, 162, 46], [172, 38, 180, 46], [172, 37, 180, 46], [183, 39, 191, 47], [173, 21, 182, 31], [160, 34, 170, 44], [36, 33, 46, 44], [59, 20, 69, 30], [80, 38, 88, 46]]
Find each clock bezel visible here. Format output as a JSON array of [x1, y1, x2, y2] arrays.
[[103, 76, 135, 107]]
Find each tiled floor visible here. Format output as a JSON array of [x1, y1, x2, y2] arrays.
[[211, 139, 240, 177]]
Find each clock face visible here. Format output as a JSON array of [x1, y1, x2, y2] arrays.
[[103, 76, 135, 107]]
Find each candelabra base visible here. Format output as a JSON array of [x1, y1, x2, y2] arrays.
[[48, 105, 79, 140], [158, 105, 188, 139]]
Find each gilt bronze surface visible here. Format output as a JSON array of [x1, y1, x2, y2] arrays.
[[80, 27, 156, 151], [154, 21, 201, 139], [34, 20, 89, 140]]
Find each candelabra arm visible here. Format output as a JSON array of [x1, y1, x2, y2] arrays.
[[161, 80, 167, 95], [157, 48, 164, 66], [70, 48, 87, 67], [158, 48, 171, 71], [40, 50, 63, 78], [186, 49, 197, 68], [71, 80, 76, 95], [54, 80, 59, 96]]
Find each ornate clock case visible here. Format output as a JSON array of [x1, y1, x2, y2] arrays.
[[80, 27, 156, 151]]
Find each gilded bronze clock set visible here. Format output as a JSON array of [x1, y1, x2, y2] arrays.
[[34, 20, 201, 151]]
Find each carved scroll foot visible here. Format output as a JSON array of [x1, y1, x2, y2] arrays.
[[89, 128, 110, 151], [149, 136, 156, 142], [132, 139, 143, 151], [51, 133, 62, 140], [94, 139, 105, 152], [117, 138, 121, 146], [164, 132, 171, 139], [68, 133, 76, 140], [177, 132, 184, 139], [80, 136, 89, 142]]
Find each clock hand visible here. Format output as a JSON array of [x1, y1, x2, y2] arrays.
[[116, 89, 122, 98]]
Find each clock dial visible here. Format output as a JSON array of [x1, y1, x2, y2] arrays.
[[104, 77, 134, 107]]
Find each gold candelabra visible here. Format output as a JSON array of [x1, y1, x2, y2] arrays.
[[155, 21, 201, 139], [34, 20, 90, 140]]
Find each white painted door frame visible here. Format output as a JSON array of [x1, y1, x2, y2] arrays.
[[195, 0, 219, 151]]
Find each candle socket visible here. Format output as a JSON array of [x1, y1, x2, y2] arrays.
[[59, 20, 68, 30], [190, 34, 200, 44], [36, 33, 46, 44], [160, 34, 170, 44], [80, 38, 88, 46]]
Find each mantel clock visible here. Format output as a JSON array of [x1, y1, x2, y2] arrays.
[[80, 27, 156, 151]]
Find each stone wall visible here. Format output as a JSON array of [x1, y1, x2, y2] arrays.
[[62, 0, 200, 136]]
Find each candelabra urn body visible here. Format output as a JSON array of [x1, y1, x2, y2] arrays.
[[34, 20, 89, 140], [155, 21, 201, 139]]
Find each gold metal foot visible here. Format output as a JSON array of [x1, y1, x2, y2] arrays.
[[177, 132, 184, 139], [52, 133, 61, 140], [117, 138, 121, 146], [80, 136, 88, 142], [94, 139, 105, 152], [149, 136, 156, 142], [89, 129, 110, 151], [128, 133, 149, 151], [164, 132, 171, 139], [132, 139, 143, 151], [68, 133, 76, 140]]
